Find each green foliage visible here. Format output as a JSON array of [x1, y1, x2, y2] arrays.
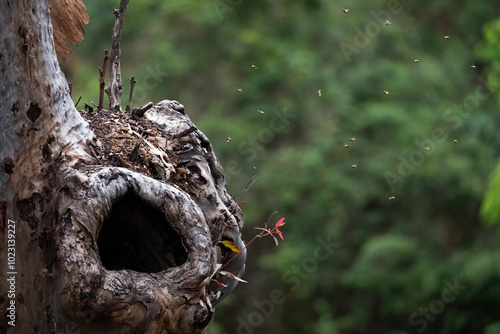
[[478, 19, 500, 231], [478, 19, 500, 104], [67, 0, 500, 333], [481, 159, 500, 228]]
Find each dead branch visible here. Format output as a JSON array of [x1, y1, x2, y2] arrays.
[[126, 75, 137, 112], [105, 0, 130, 111], [98, 49, 109, 110], [131, 101, 154, 118]]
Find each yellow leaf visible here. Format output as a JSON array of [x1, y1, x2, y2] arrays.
[[220, 240, 242, 253]]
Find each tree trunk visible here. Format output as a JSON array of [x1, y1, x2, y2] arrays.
[[0, 1, 246, 333]]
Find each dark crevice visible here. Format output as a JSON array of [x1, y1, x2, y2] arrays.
[[97, 191, 188, 272], [27, 102, 41, 122]]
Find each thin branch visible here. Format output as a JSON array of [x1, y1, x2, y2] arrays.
[[98, 49, 109, 110], [126, 76, 136, 112], [105, 0, 130, 112], [131, 101, 153, 118], [74, 96, 82, 109]]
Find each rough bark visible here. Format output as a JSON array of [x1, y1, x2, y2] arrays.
[[0, 1, 245, 333], [105, 0, 129, 112]]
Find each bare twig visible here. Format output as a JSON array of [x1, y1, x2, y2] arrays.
[[131, 101, 153, 118], [126, 76, 136, 112], [105, 0, 130, 112], [98, 49, 109, 110], [74, 96, 82, 109], [84, 102, 93, 113]]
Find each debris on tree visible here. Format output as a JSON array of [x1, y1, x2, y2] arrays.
[[49, 0, 90, 61]]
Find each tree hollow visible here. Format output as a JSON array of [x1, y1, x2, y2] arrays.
[[97, 191, 188, 273]]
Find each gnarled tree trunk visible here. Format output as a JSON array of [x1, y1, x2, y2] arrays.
[[0, 1, 246, 333]]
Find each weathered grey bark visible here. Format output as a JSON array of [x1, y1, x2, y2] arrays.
[[0, 1, 245, 333], [105, 0, 130, 112]]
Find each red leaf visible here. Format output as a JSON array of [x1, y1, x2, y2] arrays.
[[220, 240, 242, 253], [212, 279, 228, 288], [275, 217, 286, 227]]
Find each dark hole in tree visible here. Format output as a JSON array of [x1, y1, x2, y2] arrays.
[[97, 191, 188, 272]]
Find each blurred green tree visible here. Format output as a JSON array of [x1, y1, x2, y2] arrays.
[[67, 1, 500, 333]]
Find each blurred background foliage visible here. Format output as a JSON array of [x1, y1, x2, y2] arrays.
[[66, 0, 500, 333]]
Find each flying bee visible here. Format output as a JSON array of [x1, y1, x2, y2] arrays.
[[258, 110, 264, 115], [414, 59, 420, 63], [344, 144, 349, 148], [424, 147, 430, 151], [236, 88, 243, 93], [384, 90, 389, 95], [343, 9, 349, 13], [251, 64, 257, 69], [226, 135, 232, 142], [385, 20, 391, 25], [453, 139, 458, 143], [317, 89, 322, 97], [350, 137, 356, 142], [351, 164, 357, 168], [470, 65, 477, 69], [444, 35, 450, 39], [389, 196, 396, 200]]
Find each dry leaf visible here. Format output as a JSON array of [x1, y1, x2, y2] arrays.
[[49, 0, 90, 61]]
